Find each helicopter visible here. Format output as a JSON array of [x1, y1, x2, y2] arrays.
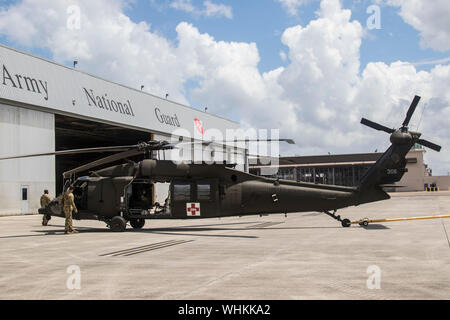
[[0, 95, 441, 231]]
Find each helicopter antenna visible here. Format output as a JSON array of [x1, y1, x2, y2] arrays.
[[415, 100, 428, 132]]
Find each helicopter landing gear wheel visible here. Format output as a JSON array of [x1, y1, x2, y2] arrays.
[[323, 210, 351, 228], [341, 219, 351, 228], [130, 218, 145, 229], [109, 216, 127, 232]]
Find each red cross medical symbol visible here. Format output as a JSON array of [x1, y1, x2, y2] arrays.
[[186, 203, 200, 216]]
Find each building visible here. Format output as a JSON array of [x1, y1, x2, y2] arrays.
[[250, 147, 450, 192], [0, 44, 246, 215], [251, 152, 380, 187]]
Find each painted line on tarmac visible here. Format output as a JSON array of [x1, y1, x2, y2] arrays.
[[100, 239, 193, 257], [441, 219, 450, 249]]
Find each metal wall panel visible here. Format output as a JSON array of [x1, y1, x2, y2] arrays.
[[0, 103, 55, 215]]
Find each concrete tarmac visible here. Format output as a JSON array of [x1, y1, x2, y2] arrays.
[[1, 191, 449, 300]]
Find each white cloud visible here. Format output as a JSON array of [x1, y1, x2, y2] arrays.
[[170, 0, 196, 13], [178, 0, 450, 171], [203, 1, 233, 18], [400, 56, 450, 67], [276, 0, 315, 16], [376, 0, 450, 51], [170, 0, 232, 19], [0, 0, 188, 103], [0, 0, 448, 173]]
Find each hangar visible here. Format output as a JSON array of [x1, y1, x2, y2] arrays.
[[0, 44, 246, 215]]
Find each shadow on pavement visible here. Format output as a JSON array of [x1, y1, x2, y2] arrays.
[[361, 224, 390, 230], [0, 219, 380, 240]]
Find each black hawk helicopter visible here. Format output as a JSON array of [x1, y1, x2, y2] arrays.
[[0, 96, 441, 231]]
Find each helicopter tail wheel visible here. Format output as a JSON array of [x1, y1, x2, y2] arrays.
[[323, 210, 351, 228], [130, 218, 145, 229], [341, 219, 351, 228], [110, 216, 127, 232]]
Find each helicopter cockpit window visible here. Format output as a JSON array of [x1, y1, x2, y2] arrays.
[[197, 183, 211, 201], [73, 180, 88, 210], [73, 182, 87, 195], [173, 183, 191, 201]]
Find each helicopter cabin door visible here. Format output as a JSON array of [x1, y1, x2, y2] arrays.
[[171, 179, 218, 218]]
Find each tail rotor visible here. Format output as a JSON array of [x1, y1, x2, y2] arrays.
[[360, 95, 441, 152]]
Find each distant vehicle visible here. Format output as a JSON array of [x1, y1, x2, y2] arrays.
[[0, 96, 440, 231]]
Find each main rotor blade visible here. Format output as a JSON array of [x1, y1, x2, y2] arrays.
[[360, 118, 395, 134], [62, 149, 144, 178], [402, 95, 421, 127], [224, 139, 296, 144], [417, 139, 441, 152], [0, 145, 139, 161], [168, 139, 295, 149]]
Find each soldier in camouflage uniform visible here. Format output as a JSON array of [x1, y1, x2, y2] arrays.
[[63, 186, 78, 234], [40, 189, 52, 226]]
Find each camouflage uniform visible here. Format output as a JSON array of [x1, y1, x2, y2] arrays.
[[40, 193, 51, 226], [63, 190, 78, 234]]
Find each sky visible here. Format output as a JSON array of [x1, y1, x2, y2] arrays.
[[0, 0, 449, 175]]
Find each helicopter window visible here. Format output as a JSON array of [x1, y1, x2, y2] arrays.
[[173, 183, 191, 201], [197, 183, 211, 201], [72, 181, 88, 210]]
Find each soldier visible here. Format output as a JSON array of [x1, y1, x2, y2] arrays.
[[40, 189, 52, 226], [63, 186, 78, 234]]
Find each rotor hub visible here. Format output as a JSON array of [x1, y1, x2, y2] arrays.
[[390, 130, 412, 145]]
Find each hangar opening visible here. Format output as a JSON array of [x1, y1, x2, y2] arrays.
[[54, 114, 151, 193]]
